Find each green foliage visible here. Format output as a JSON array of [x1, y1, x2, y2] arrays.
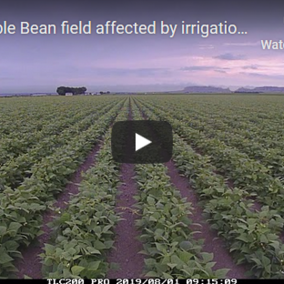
[[41, 101, 129, 278], [131, 103, 229, 279], [0, 97, 126, 278], [135, 96, 284, 279]]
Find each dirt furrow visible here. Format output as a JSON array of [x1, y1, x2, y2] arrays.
[[15, 142, 103, 278], [106, 162, 144, 278], [107, 99, 144, 278], [281, 232, 284, 243], [166, 160, 249, 278]]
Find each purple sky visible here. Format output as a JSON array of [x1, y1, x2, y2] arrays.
[[1, 0, 284, 93]]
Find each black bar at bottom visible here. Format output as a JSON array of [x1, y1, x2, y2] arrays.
[[0, 279, 283, 284]]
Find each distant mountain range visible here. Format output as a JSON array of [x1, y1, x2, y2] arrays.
[[170, 86, 284, 94], [234, 86, 284, 93]]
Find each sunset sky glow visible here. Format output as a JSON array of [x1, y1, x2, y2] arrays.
[[1, 0, 284, 93]]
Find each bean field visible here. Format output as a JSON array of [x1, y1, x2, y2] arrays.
[[1, 94, 284, 279]]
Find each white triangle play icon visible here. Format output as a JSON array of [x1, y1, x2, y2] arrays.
[[135, 133, 152, 152]]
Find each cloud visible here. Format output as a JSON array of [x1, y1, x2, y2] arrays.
[[224, 41, 259, 46], [180, 66, 215, 71], [199, 44, 214, 50], [242, 64, 260, 70], [214, 69, 227, 74], [239, 72, 284, 79], [181, 66, 230, 74], [214, 53, 246, 61]]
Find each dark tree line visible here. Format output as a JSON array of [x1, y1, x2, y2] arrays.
[[56, 86, 87, 95]]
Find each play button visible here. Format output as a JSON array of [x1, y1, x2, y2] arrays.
[[135, 133, 151, 151], [111, 120, 173, 164]]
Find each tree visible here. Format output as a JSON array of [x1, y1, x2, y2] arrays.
[[56, 86, 67, 96], [56, 86, 87, 95]]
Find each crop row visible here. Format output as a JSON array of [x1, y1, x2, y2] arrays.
[[176, 118, 284, 180], [148, 98, 284, 177], [134, 99, 284, 278], [0, 98, 66, 138], [0, 99, 125, 278], [152, 99, 284, 184], [153, 96, 284, 149], [136, 98, 284, 217], [0, 99, 85, 139], [0, 100, 120, 190], [41, 101, 129, 278], [173, 95, 284, 126], [0, 98, 120, 166], [0, 96, 115, 138], [131, 100, 229, 278]]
